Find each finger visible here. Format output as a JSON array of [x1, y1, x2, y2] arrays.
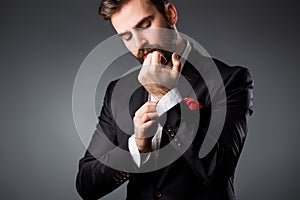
[[140, 112, 159, 123], [172, 53, 181, 72], [145, 101, 157, 110], [151, 51, 161, 65], [141, 101, 157, 113], [142, 120, 158, 130], [135, 120, 157, 138], [143, 52, 152, 65], [135, 101, 157, 117]]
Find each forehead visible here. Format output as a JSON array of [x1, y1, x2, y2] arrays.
[[111, 0, 158, 33]]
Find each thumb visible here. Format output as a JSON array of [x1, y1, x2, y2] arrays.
[[172, 53, 181, 72]]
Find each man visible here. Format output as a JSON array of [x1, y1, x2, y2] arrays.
[[76, 0, 254, 199]]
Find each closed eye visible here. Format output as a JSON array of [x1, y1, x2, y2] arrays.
[[140, 21, 151, 29], [119, 32, 132, 41], [134, 15, 154, 30], [118, 15, 154, 41]]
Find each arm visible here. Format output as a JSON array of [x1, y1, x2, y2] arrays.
[[76, 81, 135, 200], [159, 67, 254, 185], [128, 87, 182, 167]]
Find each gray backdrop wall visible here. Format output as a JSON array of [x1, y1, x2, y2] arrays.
[[1, 0, 299, 199]]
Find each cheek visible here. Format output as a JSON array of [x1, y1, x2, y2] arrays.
[[149, 28, 176, 51], [143, 28, 165, 46], [123, 40, 139, 56]]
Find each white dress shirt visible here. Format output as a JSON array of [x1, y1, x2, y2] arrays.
[[128, 41, 192, 167]]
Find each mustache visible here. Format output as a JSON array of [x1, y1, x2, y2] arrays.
[[136, 46, 172, 64]]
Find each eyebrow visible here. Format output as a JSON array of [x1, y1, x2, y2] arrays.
[[118, 15, 154, 37]]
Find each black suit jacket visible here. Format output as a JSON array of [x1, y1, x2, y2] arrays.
[[76, 46, 254, 200]]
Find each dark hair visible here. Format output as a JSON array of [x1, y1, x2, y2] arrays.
[[99, 0, 169, 20]]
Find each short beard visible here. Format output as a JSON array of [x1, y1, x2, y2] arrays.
[[136, 23, 176, 65], [136, 46, 173, 65]]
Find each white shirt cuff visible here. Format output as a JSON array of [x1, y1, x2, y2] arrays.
[[156, 87, 182, 116], [128, 135, 151, 167]]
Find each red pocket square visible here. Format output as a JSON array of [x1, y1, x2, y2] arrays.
[[183, 98, 204, 110]]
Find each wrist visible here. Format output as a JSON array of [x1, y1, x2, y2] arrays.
[[144, 84, 170, 101], [135, 137, 152, 153]]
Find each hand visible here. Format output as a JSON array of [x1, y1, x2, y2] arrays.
[[133, 101, 159, 153], [138, 51, 181, 101]]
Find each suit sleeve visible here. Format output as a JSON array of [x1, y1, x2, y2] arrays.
[[159, 67, 254, 186], [76, 81, 135, 200]]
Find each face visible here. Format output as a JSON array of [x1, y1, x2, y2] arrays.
[[111, 0, 177, 64]]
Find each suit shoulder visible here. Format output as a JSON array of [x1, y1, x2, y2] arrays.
[[212, 58, 253, 85], [211, 58, 254, 112]]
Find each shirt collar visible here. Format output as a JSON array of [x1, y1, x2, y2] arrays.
[[179, 40, 191, 72]]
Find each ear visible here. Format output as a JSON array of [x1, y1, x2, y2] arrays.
[[165, 3, 178, 25]]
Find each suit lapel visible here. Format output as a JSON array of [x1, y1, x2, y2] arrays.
[[155, 47, 208, 189], [179, 47, 204, 97], [129, 85, 148, 119]]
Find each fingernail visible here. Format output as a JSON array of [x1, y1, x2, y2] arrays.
[[146, 53, 152, 59], [174, 53, 178, 60]]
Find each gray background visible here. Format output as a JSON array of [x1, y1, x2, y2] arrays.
[[1, 0, 300, 199]]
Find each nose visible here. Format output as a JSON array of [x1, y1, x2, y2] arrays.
[[132, 30, 148, 50]]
